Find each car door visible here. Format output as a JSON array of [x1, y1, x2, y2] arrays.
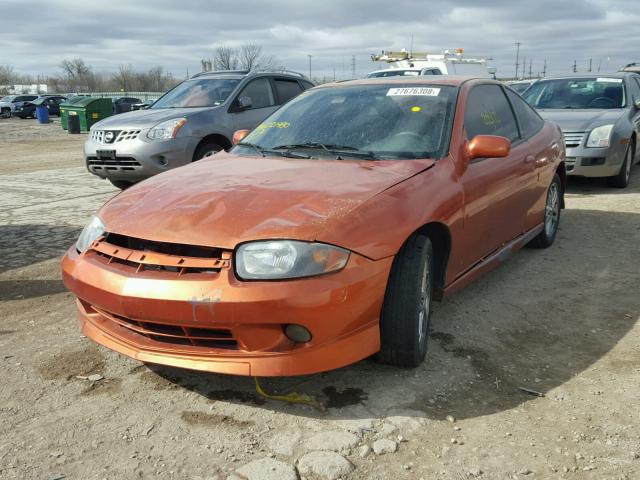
[[505, 88, 557, 230], [457, 83, 533, 266], [230, 77, 278, 130]]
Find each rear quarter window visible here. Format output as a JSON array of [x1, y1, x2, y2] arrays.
[[506, 89, 545, 140]]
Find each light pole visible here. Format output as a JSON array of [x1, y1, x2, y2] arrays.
[[308, 55, 312, 80], [514, 42, 521, 79]]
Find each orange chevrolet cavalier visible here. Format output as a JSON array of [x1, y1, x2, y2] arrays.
[[62, 77, 565, 376]]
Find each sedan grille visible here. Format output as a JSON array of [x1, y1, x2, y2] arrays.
[[94, 306, 238, 350], [88, 233, 232, 276], [563, 131, 586, 148]]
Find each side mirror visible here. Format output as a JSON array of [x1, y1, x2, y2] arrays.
[[466, 135, 511, 161], [232, 129, 251, 145], [634, 99, 640, 110], [237, 96, 252, 110]]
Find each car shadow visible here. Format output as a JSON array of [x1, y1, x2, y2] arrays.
[[148, 201, 640, 421], [0, 224, 80, 274], [0, 279, 68, 301], [565, 165, 640, 195]]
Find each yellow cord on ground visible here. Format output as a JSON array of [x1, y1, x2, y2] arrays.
[[254, 377, 325, 411]]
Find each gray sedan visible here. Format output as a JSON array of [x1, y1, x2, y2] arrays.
[[522, 73, 640, 188]]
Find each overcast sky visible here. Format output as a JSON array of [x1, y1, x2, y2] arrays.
[[2, 0, 638, 80]]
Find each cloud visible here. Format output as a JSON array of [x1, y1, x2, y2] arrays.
[[1, 0, 638, 79]]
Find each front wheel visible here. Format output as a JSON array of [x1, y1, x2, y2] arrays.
[[377, 234, 433, 368], [529, 173, 562, 248], [193, 142, 223, 161], [607, 138, 634, 188]]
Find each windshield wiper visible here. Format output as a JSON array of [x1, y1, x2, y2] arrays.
[[272, 142, 377, 160], [236, 142, 311, 159], [237, 141, 266, 157]]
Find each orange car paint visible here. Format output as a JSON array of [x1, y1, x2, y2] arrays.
[[61, 77, 564, 376]]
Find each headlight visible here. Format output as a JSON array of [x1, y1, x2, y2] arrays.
[[586, 124, 614, 148], [146, 118, 186, 141], [76, 215, 105, 253], [236, 240, 350, 280]]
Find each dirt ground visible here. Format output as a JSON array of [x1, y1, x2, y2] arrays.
[[1, 117, 639, 480]]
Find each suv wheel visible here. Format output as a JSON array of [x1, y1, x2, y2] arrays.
[[194, 142, 223, 161]]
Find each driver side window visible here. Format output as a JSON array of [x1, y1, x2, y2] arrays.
[[236, 78, 275, 110], [464, 85, 520, 143]]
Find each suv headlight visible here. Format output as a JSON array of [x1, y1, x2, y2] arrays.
[[76, 215, 105, 253], [236, 240, 350, 280], [147, 118, 186, 141], [586, 124, 614, 148]]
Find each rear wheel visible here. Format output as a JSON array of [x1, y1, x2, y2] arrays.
[[108, 179, 134, 190], [529, 173, 562, 248], [607, 138, 634, 188], [193, 141, 223, 161], [377, 234, 433, 368]]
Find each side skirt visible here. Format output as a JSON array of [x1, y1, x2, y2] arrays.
[[443, 224, 544, 298]]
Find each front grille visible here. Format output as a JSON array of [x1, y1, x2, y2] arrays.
[[95, 306, 238, 349], [563, 131, 585, 148], [91, 129, 141, 143], [89, 233, 231, 275], [87, 156, 141, 172]]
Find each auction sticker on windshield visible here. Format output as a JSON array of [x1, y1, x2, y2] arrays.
[[387, 87, 441, 96]]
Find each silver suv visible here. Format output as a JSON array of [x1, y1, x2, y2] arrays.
[[85, 70, 313, 188]]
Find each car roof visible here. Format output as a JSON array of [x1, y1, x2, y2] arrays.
[[318, 76, 489, 88], [191, 69, 310, 81], [539, 73, 632, 81], [368, 68, 422, 74]]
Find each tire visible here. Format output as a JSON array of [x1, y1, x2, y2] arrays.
[[607, 138, 634, 188], [377, 234, 433, 368], [529, 173, 562, 249], [108, 179, 134, 190], [193, 141, 223, 161]]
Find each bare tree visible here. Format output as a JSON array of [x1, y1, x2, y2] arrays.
[[239, 44, 279, 71], [0, 65, 17, 84], [214, 45, 239, 71], [58, 58, 95, 92], [114, 64, 136, 91]]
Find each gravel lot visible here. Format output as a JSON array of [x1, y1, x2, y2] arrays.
[[1, 116, 639, 480]]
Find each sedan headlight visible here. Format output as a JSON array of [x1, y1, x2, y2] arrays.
[[76, 215, 105, 253], [236, 240, 350, 280], [586, 124, 614, 148], [147, 118, 186, 141]]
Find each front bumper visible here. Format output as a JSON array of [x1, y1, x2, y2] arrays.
[[564, 144, 625, 178], [61, 246, 392, 376], [84, 133, 199, 181]]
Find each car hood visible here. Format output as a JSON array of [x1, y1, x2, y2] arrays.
[[99, 152, 435, 249], [92, 106, 214, 129], [537, 109, 624, 131]]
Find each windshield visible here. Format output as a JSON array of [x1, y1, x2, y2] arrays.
[[234, 84, 458, 160], [151, 78, 241, 108], [0, 96, 15, 102], [523, 77, 626, 109], [367, 70, 420, 78]]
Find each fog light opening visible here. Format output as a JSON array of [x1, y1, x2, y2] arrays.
[[284, 324, 312, 343]]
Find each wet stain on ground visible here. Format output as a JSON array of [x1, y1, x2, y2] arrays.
[[207, 389, 266, 406], [81, 378, 123, 396], [322, 386, 368, 408], [139, 370, 182, 390], [430, 331, 455, 346], [180, 410, 254, 428], [38, 344, 106, 381]]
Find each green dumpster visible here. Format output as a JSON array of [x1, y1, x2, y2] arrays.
[[59, 96, 112, 131]]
